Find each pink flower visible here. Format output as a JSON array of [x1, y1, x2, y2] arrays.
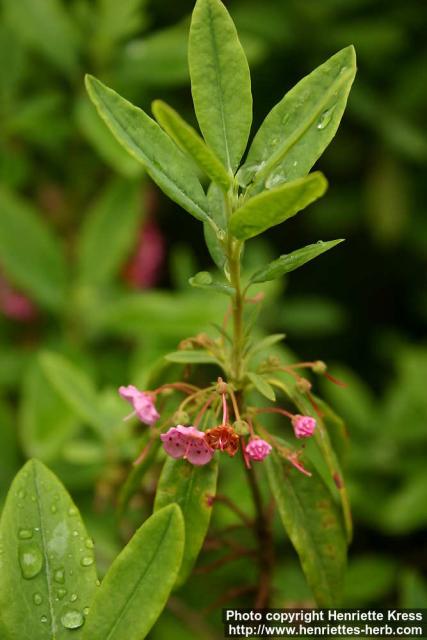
[[0, 275, 37, 322], [160, 425, 214, 466], [118, 385, 160, 425], [291, 415, 316, 439], [124, 219, 165, 289], [245, 438, 272, 462]]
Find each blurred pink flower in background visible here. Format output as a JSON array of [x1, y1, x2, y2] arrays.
[[0, 275, 37, 322], [124, 218, 165, 289]]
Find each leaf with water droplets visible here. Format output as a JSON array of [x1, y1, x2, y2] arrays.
[[82, 505, 184, 640], [240, 46, 356, 195], [250, 239, 345, 283], [0, 459, 98, 639], [229, 172, 327, 240]]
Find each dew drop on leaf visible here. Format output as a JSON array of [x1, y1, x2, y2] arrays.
[[316, 107, 335, 130], [40, 615, 48, 624], [61, 609, 84, 630], [81, 555, 94, 567], [70, 593, 78, 602], [85, 538, 94, 550], [33, 593, 43, 606], [19, 543, 43, 579], [57, 588, 67, 600], [54, 567, 65, 584], [18, 528, 33, 540]]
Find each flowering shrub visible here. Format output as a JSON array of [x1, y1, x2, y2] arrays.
[[0, 0, 357, 637]]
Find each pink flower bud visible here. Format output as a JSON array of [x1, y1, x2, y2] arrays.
[[291, 415, 316, 439], [160, 425, 214, 466], [118, 385, 160, 425], [245, 438, 272, 462]]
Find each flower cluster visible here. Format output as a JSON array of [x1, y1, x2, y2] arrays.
[[118, 376, 318, 473]]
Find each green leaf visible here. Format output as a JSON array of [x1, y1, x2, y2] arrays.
[[265, 449, 347, 606], [152, 100, 231, 191], [0, 187, 67, 311], [118, 437, 162, 518], [204, 183, 227, 269], [245, 333, 285, 359], [247, 372, 276, 401], [189, 0, 252, 171], [250, 239, 345, 283], [230, 172, 327, 240], [2, 0, 80, 75], [164, 351, 220, 365], [82, 505, 184, 640], [0, 459, 98, 639], [241, 46, 356, 194], [91, 0, 148, 66], [39, 352, 108, 438], [154, 458, 218, 584], [189, 271, 235, 296], [75, 96, 143, 178], [85, 75, 212, 224], [77, 179, 142, 287], [20, 360, 81, 462]]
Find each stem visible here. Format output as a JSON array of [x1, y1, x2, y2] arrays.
[[228, 239, 244, 385]]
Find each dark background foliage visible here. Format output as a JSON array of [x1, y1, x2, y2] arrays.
[[1, 0, 426, 632]]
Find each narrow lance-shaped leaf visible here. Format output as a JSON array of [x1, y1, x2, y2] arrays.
[[77, 179, 142, 287], [164, 351, 220, 365], [82, 504, 184, 640], [240, 46, 356, 194], [85, 75, 212, 225], [0, 460, 98, 640], [247, 372, 276, 401], [0, 187, 67, 311], [230, 172, 327, 240], [189, 0, 252, 171], [265, 448, 347, 606], [154, 458, 218, 584], [152, 100, 231, 191], [250, 239, 345, 283]]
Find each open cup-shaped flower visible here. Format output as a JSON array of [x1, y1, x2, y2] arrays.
[[161, 425, 214, 466]]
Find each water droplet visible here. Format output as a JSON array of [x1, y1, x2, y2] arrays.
[[61, 609, 84, 630], [83, 607, 90, 616], [95, 579, 101, 587], [72, 530, 79, 537], [316, 240, 324, 245], [68, 506, 77, 516], [50, 504, 57, 514], [292, 160, 298, 167], [19, 543, 43, 579], [85, 539, 94, 550], [17, 489, 26, 499], [271, 137, 278, 146], [54, 567, 65, 584], [317, 107, 335, 130], [339, 65, 348, 74], [57, 588, 67, 600], [265, 172, 286, 189], [80, 556, 94, 567], [33, 593, 43, 606], [40, 615, 48, 624], [18, 528, 33, 540], [70, 593, 78, 602]]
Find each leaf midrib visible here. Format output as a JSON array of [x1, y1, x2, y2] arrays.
[[252, 67, 354, 189], [206, 0, 232, 171], [33, 463, 57, 639]]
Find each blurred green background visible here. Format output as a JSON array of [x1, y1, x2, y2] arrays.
[[1, 0, 427, 634]]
